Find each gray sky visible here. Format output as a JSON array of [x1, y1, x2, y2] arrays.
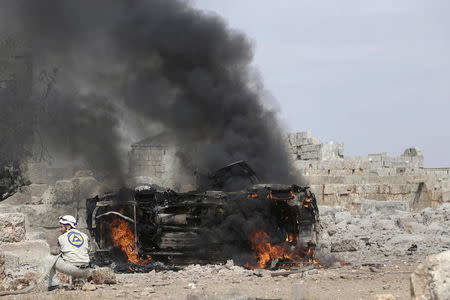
[[193, 0, 450, 167]]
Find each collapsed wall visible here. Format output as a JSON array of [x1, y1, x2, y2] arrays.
[[286, 131, 450, 210]]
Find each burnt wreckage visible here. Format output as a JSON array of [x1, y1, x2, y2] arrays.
[[86, 161, 319, 267]]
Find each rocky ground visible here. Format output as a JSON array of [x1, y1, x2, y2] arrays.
[[1, 259, 419, 300], [316, 203, 450, 265], [1, 203, 450, 299]]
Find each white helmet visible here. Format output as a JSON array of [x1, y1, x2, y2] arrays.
[[59, 215, 77, 228]]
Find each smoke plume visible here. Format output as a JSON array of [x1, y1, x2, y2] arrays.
[[0, 0, 299, 186]]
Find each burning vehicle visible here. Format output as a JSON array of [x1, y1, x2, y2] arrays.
[[86, 161, 319, 270]]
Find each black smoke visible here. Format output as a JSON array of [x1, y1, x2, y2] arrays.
[[0, 0, 299, 186]]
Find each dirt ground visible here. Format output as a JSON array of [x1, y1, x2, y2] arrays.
[[2, 258, 419, 300]]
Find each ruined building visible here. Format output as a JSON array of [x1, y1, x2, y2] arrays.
[[129, 131, 450, 210], [286, 131, 449, 210]]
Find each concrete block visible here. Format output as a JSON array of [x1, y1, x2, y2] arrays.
[[443, 191, 450, 202], [320, 142, 344, 160], [41, 186, 56, 205], [324, 184, 354, 195], [299, 144, 321, 153], [299, 152, 319, 160], [379, 184, 390, 194], [0, 240, 50, 266], [391, 184, 414, 194], [330, 169, 353, 176], [54, 180, 74, 204], [0, 213, 26, 243], [9, 204, 77, 229], [356, 184, 379, 194], [360, 199, 409, 214]]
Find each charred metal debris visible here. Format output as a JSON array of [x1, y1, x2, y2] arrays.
[[86, 161, 319, 271]]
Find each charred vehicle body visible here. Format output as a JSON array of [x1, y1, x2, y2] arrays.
[[86, 161, 319, 268]]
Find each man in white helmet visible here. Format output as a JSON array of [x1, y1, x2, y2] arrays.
[[47, 215, 91, 290]]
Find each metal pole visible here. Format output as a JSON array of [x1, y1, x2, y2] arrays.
[[133, 201, 138, 245]]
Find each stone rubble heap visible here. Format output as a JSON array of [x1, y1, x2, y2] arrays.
[[317, 203, 450, 265]]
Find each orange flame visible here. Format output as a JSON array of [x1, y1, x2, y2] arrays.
[[245, 231, 302, 269], [285, 233, 296, 243], [245, 231, 319, 269], [110, 217, 151, 265]]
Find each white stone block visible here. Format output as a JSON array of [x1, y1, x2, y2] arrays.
[[299, 144, 321, 153], [324, 184, 354, 195], [300, 152, 319, 160], [390, 184, 414, 194], [355, 184, 379, 194], [54, 180, 74, 204], [320, 142, 344, 160]]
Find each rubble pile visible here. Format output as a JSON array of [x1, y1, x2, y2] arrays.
[[317, 203, 450, 265]]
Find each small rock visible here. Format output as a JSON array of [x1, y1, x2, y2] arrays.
[[186, 283, 196, 289], [82, 282, 97, 291], [88, 267, 117, 284]]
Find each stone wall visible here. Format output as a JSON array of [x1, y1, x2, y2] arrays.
[[287, 131, 450, 210], [129, 131, 449, 209], [128, 136, 195, 191], [0, 170, 104, 250], [0, 212, 50, 292]]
